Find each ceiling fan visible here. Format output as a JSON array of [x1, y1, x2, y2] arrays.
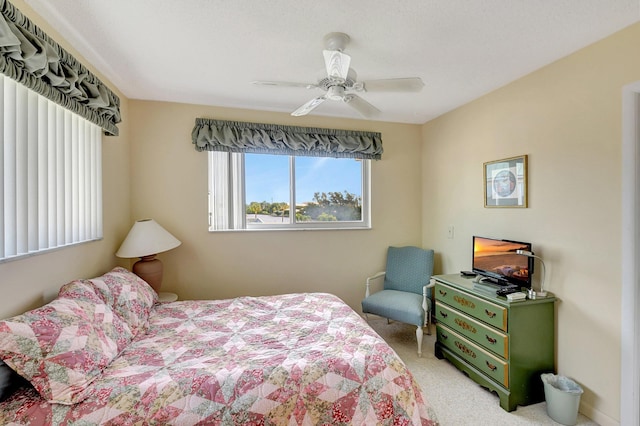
[[252, 32, 424, 118]]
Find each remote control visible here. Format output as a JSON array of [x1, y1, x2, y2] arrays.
[[496, 285, 520, 296]]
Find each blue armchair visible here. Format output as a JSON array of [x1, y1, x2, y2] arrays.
[[361, 246, 435, 356]]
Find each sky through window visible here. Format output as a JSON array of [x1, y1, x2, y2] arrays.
[[245, 154, 362, 204]]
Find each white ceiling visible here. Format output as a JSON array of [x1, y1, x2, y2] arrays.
[[24, 0, 640, 124]]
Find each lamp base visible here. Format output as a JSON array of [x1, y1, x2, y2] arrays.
[[527, 288, 548, 299], [132, 255, 163, 293]]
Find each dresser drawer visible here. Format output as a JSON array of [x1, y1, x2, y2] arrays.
[[437, 324, 509, 388], [435, 303, 509, 359], [435, 283, 507, 331]]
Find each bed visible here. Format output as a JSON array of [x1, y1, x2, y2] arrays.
[[0, 267, 438, 425]]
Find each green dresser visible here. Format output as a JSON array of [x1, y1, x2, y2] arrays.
[[433, 274, 555, 412]]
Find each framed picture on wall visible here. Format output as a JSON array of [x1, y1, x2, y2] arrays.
[[484, 155, 528, 208]]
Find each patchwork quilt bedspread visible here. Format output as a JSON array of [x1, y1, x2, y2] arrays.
[[0, 292, 438, 425]]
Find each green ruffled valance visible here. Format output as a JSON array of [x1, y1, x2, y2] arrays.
[[0, 0, 121, 135], [192, 118, 383, 160]]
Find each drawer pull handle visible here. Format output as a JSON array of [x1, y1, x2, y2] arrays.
[[439, 332, 448, 340], [486, 335, 497, 344], [439, 311, 448, 318], [485, 309, 496, 318], [438, 289, 447, 297], [486, 361, 497, 371]]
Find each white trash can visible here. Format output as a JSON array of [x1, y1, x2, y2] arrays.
[[541, 373, 584, 426]]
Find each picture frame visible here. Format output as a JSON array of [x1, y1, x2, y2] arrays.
[[484, 155, 528, 208]]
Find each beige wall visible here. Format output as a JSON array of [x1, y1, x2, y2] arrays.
[[422, 22, 640, 426], [0, 1, 131, 319], [127, 101, 424, 311]]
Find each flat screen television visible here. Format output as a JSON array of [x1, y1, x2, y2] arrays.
[[472, 236, 533, 288]]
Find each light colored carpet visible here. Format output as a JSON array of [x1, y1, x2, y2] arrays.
[[367, 317, 599, 426]]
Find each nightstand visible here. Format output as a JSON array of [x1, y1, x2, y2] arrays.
[[157, 292, 178, 303]]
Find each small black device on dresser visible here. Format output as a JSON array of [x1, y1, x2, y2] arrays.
[[496, 285, 520, 296]]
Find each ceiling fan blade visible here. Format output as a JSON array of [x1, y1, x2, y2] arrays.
[[252, 80, 317, 89], [359, 77, 424, 92], [343, 94, 380, 118], [323, 50, 351, 81], [291, 95, 327, 116]]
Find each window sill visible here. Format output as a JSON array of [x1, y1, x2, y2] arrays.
[[209, 226, 372, 232]]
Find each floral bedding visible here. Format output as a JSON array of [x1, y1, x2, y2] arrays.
[[0, 271, 438, 425]]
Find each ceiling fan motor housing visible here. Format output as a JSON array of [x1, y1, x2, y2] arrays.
[[318, 68, 358, 92]]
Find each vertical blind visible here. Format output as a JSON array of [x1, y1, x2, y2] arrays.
[[208, 151, 244, 230], [0, 74, 102, 261]]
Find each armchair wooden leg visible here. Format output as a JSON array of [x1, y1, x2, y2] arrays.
[[416, 326, 423, 357]]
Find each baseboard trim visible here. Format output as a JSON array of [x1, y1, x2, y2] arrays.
[[579, 400, 618, 426]]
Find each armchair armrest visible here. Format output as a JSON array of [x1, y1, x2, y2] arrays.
[[365, 271, 386, 298], [422, 279, 436, 315]]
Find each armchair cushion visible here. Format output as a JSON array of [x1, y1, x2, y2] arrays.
[[361, 289, 431, 327], [384, 246, 434, 296]]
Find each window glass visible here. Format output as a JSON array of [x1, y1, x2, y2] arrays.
[[209, 152, 370, 231], [294, 156, 362, 223], [245, 154, 290, 224]]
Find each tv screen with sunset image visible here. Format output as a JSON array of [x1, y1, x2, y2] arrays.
[[472, 236, 532, 286]]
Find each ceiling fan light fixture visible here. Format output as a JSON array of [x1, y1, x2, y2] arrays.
[[323, 50, 351, 82], [327, 86, 345, 101]]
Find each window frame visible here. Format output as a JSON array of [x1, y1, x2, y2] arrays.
[[208, 151, 371, 232]]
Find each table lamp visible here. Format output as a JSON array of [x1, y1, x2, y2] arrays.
[[516, 249, 548, 299], [116, 219, 181, 293]]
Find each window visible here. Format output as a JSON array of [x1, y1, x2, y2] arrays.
[[196, 118, 380, 231], [208, 152, 370, 231], [0, 75, 102, 262]]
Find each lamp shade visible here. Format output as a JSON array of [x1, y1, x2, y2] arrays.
[[116, 219, 181, 259]]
